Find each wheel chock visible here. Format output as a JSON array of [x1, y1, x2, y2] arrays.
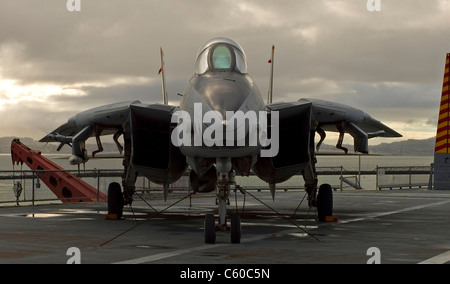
[[104, 214, 120, 220], [325, 216, 339, 222]]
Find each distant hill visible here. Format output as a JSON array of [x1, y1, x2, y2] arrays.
[[1, 136, 436, 156], [1, 137, 119, 155], [318, 137, 435, 156], [370, 137, 435, 156]]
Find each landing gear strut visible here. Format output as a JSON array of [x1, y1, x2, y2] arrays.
[[305, 129, 333, 219], [204, 158, 242, 244]]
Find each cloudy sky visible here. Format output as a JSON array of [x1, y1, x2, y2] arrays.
[[1, 0, 450, 146]]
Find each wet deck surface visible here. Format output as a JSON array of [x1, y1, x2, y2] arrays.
[[1, 189, 450, 264]]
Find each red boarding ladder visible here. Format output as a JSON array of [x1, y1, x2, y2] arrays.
[[11, 139, 107, 203]]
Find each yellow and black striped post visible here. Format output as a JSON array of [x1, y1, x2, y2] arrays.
[[434, 53, 450, 189]]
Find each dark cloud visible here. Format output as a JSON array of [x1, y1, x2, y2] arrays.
[[340, 83, 441, 109], [1, 0, 449, 140], [53, 79, 188, 109]]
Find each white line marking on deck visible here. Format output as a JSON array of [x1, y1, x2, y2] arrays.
[[114, 234, 268, 264], [419, 250, 450, 264], [115, 244, 228, 264], [115, 199, 450, 264], [340, 200, 450, 224]]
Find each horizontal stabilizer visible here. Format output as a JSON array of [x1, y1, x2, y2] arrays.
[[358, 115, 402, 138], [40, 100, 140, 143]]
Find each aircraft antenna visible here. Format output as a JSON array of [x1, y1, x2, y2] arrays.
[[267, 45, 275, 104], [160, 47, 168, 105]]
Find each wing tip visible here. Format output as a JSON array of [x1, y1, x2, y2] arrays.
[[39, 135, 51, 143], [387, 130, 403, 138]]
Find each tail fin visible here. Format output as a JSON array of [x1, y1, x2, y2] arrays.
[[435, 53, 450, 154], [160, 47, 168, 105], [267, 45, 275, 104]]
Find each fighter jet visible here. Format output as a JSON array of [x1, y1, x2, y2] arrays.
[[40, 37, 401, 244]]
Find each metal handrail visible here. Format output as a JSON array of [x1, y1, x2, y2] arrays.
[[0, 166, 433, 206]]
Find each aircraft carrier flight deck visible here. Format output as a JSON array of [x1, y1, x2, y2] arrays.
[[1, 189, 449, 264]]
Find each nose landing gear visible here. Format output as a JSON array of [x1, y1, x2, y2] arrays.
[[204, 160, 242, 244]]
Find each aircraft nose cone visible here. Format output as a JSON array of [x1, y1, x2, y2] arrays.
[[197, 78, 249, 117]]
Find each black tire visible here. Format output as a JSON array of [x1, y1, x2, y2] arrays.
[[231, 213, 241, 244], [317, 184, 333, 222], [205, 214, 216, 244], [107, 182, 124, 219]]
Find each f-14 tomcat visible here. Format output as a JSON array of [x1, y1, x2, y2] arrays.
[[41, 37, 401, 244]]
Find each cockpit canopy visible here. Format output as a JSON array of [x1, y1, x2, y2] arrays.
[[195, 37, 248, 74]]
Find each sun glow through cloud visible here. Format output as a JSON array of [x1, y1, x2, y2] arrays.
[[0, 79, 87, 110]]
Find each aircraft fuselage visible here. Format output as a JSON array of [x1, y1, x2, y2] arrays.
[[179, 72, 266, 159]]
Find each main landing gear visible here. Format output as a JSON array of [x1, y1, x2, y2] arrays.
[[317, 184, 333, 222], [106, 161, 331, 244], [107, 182, 125, 219]]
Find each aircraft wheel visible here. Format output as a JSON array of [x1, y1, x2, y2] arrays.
[[230, 213, 241, 244], [205, 214, 216, 244], [317, 184, 333, 222], [107, 182, 124, 219]]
